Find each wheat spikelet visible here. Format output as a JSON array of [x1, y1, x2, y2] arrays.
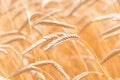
[[9, 60, 70, 80], [21, 32, 65, 55], [101, 49, 120, 64], [32, 20, 75, 29], [44, 34, 79, 51], [30, 70, 46, 80], [72, 71, 103, 80], [101, 24, 120, 35]]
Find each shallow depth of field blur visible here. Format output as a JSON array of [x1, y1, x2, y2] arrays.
[[0, 0, 120, 80]]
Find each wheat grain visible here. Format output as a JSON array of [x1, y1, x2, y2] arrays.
[[44, 34, 79, 51], [9, 60, 70, 80], [101, 49, 120, 64], [72, 71, 103, 80]]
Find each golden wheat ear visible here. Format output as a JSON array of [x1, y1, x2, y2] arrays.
[[9, 60, 70, 80], [72, 71, 103, 80], [101, 49, 120, 64], [21, 32, 65, 55], [44, 34, 79, 51]]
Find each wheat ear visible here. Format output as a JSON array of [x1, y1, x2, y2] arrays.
[[92, 13, 120, 21], [44, 34, 79, 51], [21, 32, 65, 55], [9, 60, 70, 80]]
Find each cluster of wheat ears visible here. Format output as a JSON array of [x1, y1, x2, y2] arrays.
[[0, 0, 120, 80]]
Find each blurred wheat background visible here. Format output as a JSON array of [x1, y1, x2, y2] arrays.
[[0, 0, 120, 80]]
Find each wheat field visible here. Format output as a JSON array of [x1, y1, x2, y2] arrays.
[[0, 0, 120, 80]]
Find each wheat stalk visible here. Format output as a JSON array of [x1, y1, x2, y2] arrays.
[[1, 35, 28, 44], [0, 44, 22, 60], [9, 60, 70, 80], [0, 30, 18, 37], [92, 13, 120, 21], [32, 20, 75, 29], [18, 9, 60, 33], [101, 49, 120, 64], [102, 30, 120, 39], [101, 24, 120, 35], [72, 71, 103, 80], [0, 48, 7, 54], [67, 0, 87, 16]]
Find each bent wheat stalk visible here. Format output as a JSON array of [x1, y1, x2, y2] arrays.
[[32, 20, 75, 29], [101, 24, 120, 35], [102, 30, 120, 39], [0, 48, 7, 54], [67, 0, 87, 16], [92, 13, 120, 21], [9, 60, 70, 80], [1, 35, 31, 44], [72, 71, 103, 80], [101, 49, 120, 64]]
